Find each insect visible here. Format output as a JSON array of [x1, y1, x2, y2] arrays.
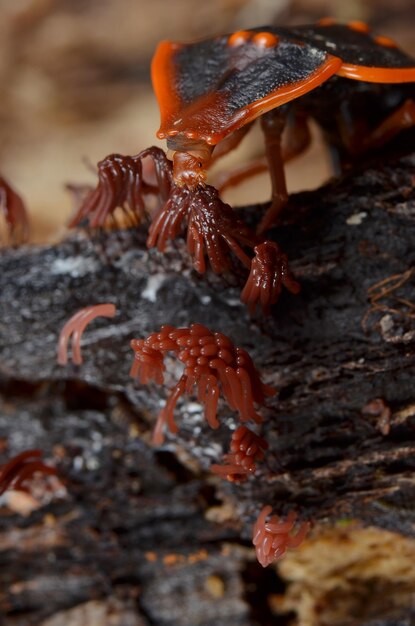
[[71, 21, 414, 314], [152, 19, 415, 231]]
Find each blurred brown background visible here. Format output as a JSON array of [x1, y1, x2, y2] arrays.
[[0, 0, 414, 242]]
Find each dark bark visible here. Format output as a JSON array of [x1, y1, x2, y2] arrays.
[[0, 152, 414, 625]]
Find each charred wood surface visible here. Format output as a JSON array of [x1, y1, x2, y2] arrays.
[[0, 153, 415, 625]]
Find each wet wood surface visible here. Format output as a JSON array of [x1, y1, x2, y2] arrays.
[[0, 152, 414, 625]]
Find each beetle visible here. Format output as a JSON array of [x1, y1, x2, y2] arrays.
[[70, 21, 415, 315], [152, 19, 415, 231]]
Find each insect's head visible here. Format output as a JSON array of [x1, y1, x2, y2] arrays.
[[166, 136, 213, 190]]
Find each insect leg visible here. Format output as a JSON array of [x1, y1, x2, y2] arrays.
[[281, 108, 312, 163], [257, 108, 289, 234], [360, 99, 415, 152]]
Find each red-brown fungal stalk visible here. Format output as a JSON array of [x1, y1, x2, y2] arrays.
[[241, 241, 300, 314], [0, 450, 57, 496], [57, 303, 116, 365], [252, 505, 310, 567], [68, 147, 173, 229], [148, 185, 300, 313], [211, 425, 268, 482], [130, 324, 275, 445], [147, 184, 254, 273], [0, 175, 29, 245]]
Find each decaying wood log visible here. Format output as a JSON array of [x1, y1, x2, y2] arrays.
[[0, 152, 414, 625]]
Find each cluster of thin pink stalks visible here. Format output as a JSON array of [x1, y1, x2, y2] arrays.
[[147, 184, 254, 274], [56, 309, 308, 567], [211, 425, 268, 483], [130, 323, 307, 566], [130, 323, 275, 445], [68, 148, 172, 229], [69, 147, 299, 314], [0, 450, 56, 496], [253, 505, 310, 567], [57, 303, 116, 365], [53, 276, 306, 567], [241, 241, 300, 315], [129, 319, 309, 565]]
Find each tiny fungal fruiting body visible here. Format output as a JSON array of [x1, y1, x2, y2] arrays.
[[211, 425, 268, 482], [0, 175, 29, 245], [57, 303, 116, 365], [130, 324, 275, 444], [69, 148, 173, 229], [253, 506, 310, 567], [147, 183, 254, 274], [241, 242, 300, 315], [0, 450, 56, 496]]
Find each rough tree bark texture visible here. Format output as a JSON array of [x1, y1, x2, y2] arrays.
[[0, 152, 414, 625]]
